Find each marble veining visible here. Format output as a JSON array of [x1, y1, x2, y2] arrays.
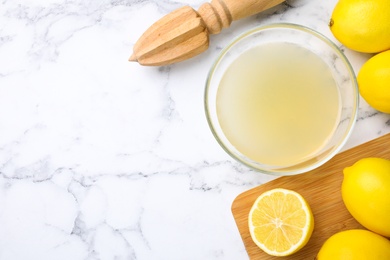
[[0, 0, 389, 259]]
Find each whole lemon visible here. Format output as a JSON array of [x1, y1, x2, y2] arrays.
[[329, 0, 390, 53], [317, 229, 390, 259], [357, 50, 390, 114], [342, 157, 390, 237]]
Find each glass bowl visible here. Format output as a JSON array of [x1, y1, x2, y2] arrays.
[[204, 23, 358, 176]]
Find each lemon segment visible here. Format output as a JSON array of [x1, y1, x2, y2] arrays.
[[342, 157, 390, 237], [357, 50, 390, 114], [329, 0, 390, 53], [248, 188, 314, 256]]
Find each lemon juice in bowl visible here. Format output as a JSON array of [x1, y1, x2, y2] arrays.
[[216, 42, 341, 167], [204, 24, 359, 175]]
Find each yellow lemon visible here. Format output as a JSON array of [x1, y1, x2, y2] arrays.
[[329, 0, 390, 53], [357, 50, 390, 114], [342, 157, 390, 237], [248, 188, 314, 256], [317, 229, 390, 259]]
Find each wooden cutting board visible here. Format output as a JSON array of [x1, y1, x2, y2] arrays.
[[231, 133, 390, 259]]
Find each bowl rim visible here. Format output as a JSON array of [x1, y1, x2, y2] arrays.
[[204, 22, 359, 176]]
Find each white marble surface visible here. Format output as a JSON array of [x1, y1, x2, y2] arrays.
[[0, 0, 389, 259]]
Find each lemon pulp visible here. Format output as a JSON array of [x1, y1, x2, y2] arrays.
[[248, 188, 314, 256]]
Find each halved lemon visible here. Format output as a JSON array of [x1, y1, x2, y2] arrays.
[[248, 188, 314, 256]]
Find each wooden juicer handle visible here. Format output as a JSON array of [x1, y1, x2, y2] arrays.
[[130, 0, 285, 66]]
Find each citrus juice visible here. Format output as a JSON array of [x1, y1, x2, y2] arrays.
[[216, 42, 341, 167]]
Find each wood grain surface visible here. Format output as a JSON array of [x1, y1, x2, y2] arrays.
[[231, 133, 390, 259]]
